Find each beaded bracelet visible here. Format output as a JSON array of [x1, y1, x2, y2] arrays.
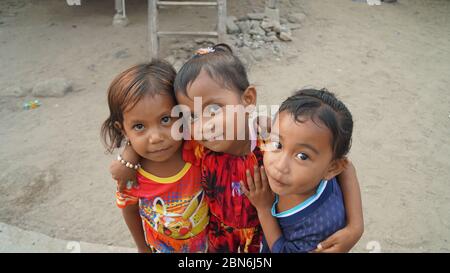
[[117, 154, 141, 170]]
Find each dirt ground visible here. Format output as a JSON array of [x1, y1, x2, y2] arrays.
[[0, 0, 449, 252]]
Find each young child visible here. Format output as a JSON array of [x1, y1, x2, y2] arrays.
[[242, 88, 361, 253], [174, 44, 265, 252], [101, 60, 209, 253], [111, 44, 363, 253]]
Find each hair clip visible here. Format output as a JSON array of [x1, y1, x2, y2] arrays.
[[194, 47, 215, 56]]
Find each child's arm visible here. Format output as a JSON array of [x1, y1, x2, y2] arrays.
[[121, 204, 152, 253], [111, 144, 141, 192], [315, 159, 364, 253]]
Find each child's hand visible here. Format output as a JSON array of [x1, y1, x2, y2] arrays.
[[313, 225, 363, 253], [240, 166, 275, 211], [110, 160, 137, 192]]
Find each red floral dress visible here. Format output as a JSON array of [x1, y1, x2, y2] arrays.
[[183, 139, 264, 253]]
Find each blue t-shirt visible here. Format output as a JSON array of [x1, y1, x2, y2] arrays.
[[261, 177, 346, 253]]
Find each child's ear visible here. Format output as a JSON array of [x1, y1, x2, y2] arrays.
[[241, 85, 257, 106], [114, 121, 126, 137], [324, 158, 348, 181]]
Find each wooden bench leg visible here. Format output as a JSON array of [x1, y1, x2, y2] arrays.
[[148, 0, 159, 59], [217, 0, 227, 43]]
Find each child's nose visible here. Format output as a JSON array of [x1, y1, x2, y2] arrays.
[[148, 132, 164, 144], [273, 154, 290, 175]]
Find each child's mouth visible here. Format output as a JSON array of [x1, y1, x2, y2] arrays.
[[271, 177, 287, 187], [148, 147, 171, 154], [267, 172, 288, 187]]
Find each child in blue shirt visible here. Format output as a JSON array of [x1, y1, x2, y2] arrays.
[[241, 88, 361, 253]]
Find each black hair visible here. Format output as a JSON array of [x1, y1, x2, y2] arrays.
[[174, 43, 250, 95], [278, 88, 353, 159]]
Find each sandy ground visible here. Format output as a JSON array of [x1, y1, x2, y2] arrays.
[[0, 0, 449, 253], [0, 222, 135, 253]]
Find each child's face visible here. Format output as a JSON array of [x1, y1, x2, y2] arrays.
[[263, 112, 338, 196], [121, 94, 182, 162], [176, 70, 256, 153]]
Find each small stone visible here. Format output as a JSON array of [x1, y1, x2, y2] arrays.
[[287, 12, 306, 24], [264, 35, 278, 42], [252, 34, 264, 41], [32, 78, 72, 98], [242, 33, 252, 41], [260, 19, 274, 32], [261, 19, 281, 33], [280, 18, 288, 24], [273, 23, 282, 33], [247, 13, 265, 21], [249, 26, 266, 36], [280, 24, 291, 33], [243, 40, 253, 48], [278, 31, 293, 41], [226, 16, 240, 34], [2, 86, 30, 97], [236, 21, 251, 34], [249, 20, 261, 30]]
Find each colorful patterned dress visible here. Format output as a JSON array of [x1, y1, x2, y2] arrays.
[[183, 139, 264, 253], [116, 143, 209, 253]]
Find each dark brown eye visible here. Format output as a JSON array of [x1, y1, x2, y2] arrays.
[[161, 116, 171, 125], [190, 113, 199, 123], [296, 153, 309, 161], [133, 124, 144, 131], [205, 104, 221, 115], [271, 141, 282, 150]]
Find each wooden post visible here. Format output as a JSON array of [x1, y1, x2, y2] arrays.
[[148, 0, 159, 59], [267, 0, 278, 9], [217, 0, 226, 43]]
